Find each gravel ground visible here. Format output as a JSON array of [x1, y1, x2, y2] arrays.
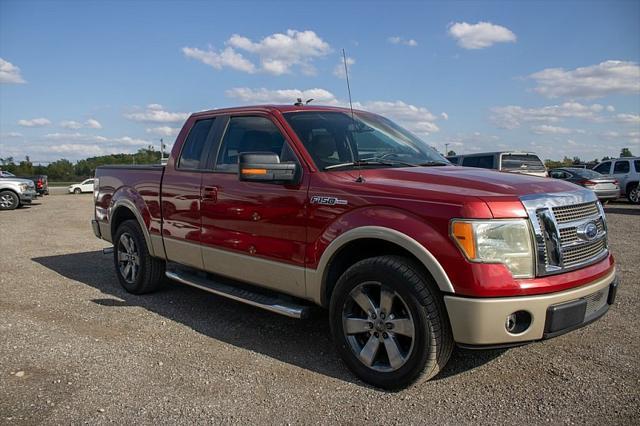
[[1, 194, 638, 424]]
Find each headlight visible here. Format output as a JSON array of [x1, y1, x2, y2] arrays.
[[19, 183, 29, 191], [451, 219, 534, 278]]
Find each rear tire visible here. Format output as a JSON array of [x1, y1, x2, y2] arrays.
[[113, 219, 165, 294], [627, 183, 640, 204], [0, 190, 19, 210], [329, 255, 453, 390]]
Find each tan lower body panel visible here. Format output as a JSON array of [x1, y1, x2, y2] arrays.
[[150, 234, 166, 260], [201, 245, 306, 299], [444, 268, 616, 345], [164, 237, 204, 270]]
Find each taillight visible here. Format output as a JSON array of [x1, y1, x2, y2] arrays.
[[579, 180, 597, 186], [613, 179, 619, 185]]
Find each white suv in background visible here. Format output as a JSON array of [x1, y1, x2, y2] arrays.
[[68, 179, 95, 194], [593, 157, 640, 204]]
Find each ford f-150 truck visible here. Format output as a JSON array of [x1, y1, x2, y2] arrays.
[[92, 105, 618, 389]]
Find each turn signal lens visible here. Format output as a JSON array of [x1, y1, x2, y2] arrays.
[[241, 168, 268, 175], [452, 222, 476, 259]]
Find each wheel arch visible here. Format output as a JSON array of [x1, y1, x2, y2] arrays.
[[308, 226, 455, 307], [109, 199, 156, 257], [0, 188, 20, 208], [625, 180, 638, 194]]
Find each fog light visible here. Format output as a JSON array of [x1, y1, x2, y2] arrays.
[[505, 310, 532, 334]]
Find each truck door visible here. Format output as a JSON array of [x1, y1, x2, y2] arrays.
[[199, 114, 309, 298], [161, 117, 219, 269]]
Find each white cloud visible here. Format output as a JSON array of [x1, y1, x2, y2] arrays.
[[182, 46, 256, 73], [59, 119, 102, 130], [183, 30, 331, 75], [441, 112, 449, 120], [606, 105, 616, 112], [447, 21, 516, 49], [529, 60, 640, 98], [359, 100, 440, 135], [333, 57, 355, 79], [17, 118, 51, 127], [85, 119, 102, 129], [1, 132, 23, 139], [146, 126, 181, 137], [44, 132, 108, 142], [388, 36, 418, 47], [226, 87, 339, 105], [491, 102, 607, 129], [615, 113, 640, 124], [225, 87, 443, 136], [531, 125, 583, 135], [0, 58, 26, 84], [124, 104, 189, 123]]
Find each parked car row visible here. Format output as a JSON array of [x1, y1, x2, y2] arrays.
[[445, 151, 639, 204], [0, 174, 37, 210], [0, 170, 96, 210]]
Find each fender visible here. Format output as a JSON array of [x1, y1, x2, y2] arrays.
[[305, 205, 458, 305], [109, 190, 158, 258]]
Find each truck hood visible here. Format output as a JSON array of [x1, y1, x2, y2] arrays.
[[0, 177, 35, 186], [350, 166, 577, 198]]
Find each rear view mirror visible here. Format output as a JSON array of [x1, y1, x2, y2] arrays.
[[239, 152, 300, 184]]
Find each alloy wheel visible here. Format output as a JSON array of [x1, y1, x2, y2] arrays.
[[117, 233, 140, 284], [342, 281, 416, 372], [0, 194, 13, 208], [630, 187, 640, 204]]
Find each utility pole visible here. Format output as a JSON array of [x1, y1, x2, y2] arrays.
[[160, 138, 164, 163], [445, 143, 449, 156]]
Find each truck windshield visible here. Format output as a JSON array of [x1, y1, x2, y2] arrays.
[[284, 111, 448, 170], [500, 154, 545, 171]]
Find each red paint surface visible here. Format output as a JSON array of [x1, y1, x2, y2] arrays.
[[95, 105, 612, 298]]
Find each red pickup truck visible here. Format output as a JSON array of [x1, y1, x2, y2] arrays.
[[92, 105, 618, 389]]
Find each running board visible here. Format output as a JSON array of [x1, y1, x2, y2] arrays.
[[165, 270, 311, 319]]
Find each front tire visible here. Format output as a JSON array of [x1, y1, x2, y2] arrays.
[[0, 190, 19, 210], [329, 255, 453, 389], [73, 188, 81, 194], [113, 219, 165, 294], [627, 183, 640, 204]]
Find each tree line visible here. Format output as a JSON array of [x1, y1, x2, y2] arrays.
[[0, 147, 162, 181]]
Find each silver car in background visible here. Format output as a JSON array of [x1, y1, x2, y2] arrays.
[[549, 168, 620, 202], [0, 177, 37, 210]]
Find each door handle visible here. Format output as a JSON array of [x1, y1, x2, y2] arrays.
[[202, 186, 218, 202]]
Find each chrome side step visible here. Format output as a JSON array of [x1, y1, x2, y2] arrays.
[[165, 270, 311, 319]]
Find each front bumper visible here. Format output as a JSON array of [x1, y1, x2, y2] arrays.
[[444, 268, 617, 346], [91, 219, 102, 238], [19, 190, 36, 203]]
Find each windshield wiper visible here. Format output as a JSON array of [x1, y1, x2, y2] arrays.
[[417, 161, 449, 167], [324, 160, 405, 170]]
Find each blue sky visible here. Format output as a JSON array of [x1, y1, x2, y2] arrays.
[[1, 0, 639, 163]]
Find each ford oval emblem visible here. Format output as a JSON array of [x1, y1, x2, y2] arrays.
[[577, 222, 599, 241]]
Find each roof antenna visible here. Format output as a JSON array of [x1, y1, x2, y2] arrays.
[[294, 98, 314, 106], [342, 48, 364, 183]]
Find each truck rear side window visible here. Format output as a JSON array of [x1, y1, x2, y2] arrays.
[[462, 155, 494, 169], [215, 116, 290, 172], [178, 119, 215, 170]]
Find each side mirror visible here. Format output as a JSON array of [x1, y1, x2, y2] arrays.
[[238, 152, 300, 184]]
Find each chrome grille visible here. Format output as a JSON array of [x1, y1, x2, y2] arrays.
[[584, 289, 607, 317], [558, 219, 605, 244], [563, 239, 607, 267], [552, 202, 599, 224], [521, 191, 609, 276]]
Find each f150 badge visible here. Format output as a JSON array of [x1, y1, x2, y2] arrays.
[[310, 195, 348, 206]]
